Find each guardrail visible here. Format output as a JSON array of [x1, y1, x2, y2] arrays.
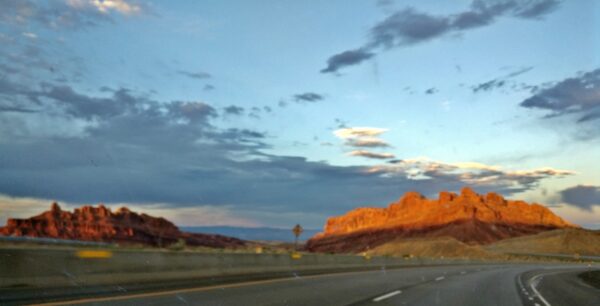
[[0, 247, 485, 290]]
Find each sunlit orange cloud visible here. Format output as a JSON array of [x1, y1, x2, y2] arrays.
[[333, 127, 388, 139]]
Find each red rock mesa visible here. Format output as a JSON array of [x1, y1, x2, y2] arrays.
[[0, 202, 245, 248], [306, 187, 576, 253]]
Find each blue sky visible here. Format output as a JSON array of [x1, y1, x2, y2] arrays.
[[0, 0, 599, 229]]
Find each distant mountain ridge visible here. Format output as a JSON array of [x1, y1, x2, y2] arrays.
[[306, 187, 577, 253], [182, 226, 319, 242], [0, 203, 246, 248]]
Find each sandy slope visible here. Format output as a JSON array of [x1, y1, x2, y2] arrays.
[[485, 228, 600, 256]]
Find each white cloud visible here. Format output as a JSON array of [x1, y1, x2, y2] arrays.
[[67, 0, 141, 15], [440, 100, 451, 111], [22, 32, 37, 39], [366, 157, 574, 187]]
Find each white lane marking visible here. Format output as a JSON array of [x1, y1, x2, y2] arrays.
[[373, 290, 402, 302], [435, 276, 445, 281], [529, 274, 552, 306], [460, 271, 466, 274]]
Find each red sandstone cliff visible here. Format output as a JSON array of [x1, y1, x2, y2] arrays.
[[0, 203, 245, 248], [306, 187, 577, 253]]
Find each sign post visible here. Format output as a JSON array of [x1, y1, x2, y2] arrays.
[[292, 224, 303, 251]]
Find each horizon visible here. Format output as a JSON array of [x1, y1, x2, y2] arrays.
[[0, 186, 593, 230], [0, 0, 599, 229]]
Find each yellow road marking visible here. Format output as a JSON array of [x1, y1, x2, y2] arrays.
[[75, 250, 113, 259]]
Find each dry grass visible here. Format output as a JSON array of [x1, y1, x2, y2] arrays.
[[366, 236, 497, 259], [484, 228, 600, 256]]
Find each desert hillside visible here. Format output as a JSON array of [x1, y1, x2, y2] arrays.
[[485, 228, 600, 256], [367, 236, 493, 259]]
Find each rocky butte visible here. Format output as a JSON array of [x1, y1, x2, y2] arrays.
[[0, 202, 246, 248], [306, 187, 577, 253]]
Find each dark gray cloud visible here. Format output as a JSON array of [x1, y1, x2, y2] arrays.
[[520, 68, 600, 123], [166, 101, 217, 123], [249, 106, 262, 119], [223, 105, 244, 116], [349, 150, 395, 160], [472, 66, 533, 93], [293, 92, 324, 103], [0, 106, 37, 113], [320, 49, 375, 74], [425, 87, 438, 95], [322, 0, 560, 73], [473, 79, 507, 93], [560, 185, 600, 211], [177, 70, 212, 80], [0, 80, 571, 219], [203, 84, 215, 91]]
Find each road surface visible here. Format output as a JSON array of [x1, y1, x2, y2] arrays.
[[15, 264, 600, 306]]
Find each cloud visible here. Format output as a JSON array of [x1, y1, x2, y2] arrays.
[[349, 150, 395, 160], [321, 0, 560, 73], [0, 0, 142, 29], [472, 79, 507, 93], [425, 87, 438, 94], [166, 101, 217, 123], [22, 32, 37, 39], [345, 137, 391, 148], [177, 70, 212, 80], [0, 106, 38, 113], [0, 77, 577, 227], [520, 68, 600, 123], [334, 127, 388, 139], [334, 126, 392, 150], [513, 0, 560, 18], [559, 185, 600, 211], [293, 92, 325, 103], [321, 48, 375, 74], [86, 0, 142, 15], [372, 157, 573, 190], [472, 66, 533, 93], [223, 105, 244, 116]]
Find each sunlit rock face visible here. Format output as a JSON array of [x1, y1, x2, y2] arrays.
[[0, 203, 246, 248], [306, 187, 577, 253]]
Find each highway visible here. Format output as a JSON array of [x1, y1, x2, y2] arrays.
[[25, 264, 598, 306]]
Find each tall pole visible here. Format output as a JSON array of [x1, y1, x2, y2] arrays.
[[292, 224, 303, 251]]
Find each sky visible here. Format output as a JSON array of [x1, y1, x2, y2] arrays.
[[0, 0, 599, 229]]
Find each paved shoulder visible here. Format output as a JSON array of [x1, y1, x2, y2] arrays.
[[520, 268, 600, 306]]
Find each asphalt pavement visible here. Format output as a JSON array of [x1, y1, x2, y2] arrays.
[[26, 264, 598, 306]]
